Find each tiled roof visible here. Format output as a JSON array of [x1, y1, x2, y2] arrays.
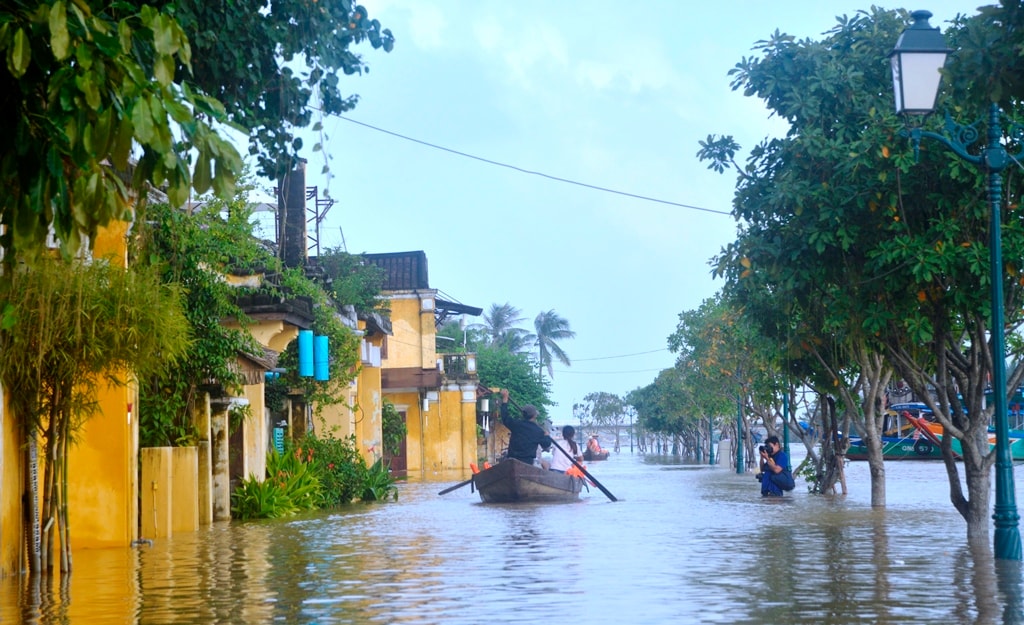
[[363, 251, 429, 291]]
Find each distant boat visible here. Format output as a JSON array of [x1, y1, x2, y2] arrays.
[[472, 459, 584, 503], [847, 402, 1024, 461], [584, 438, 610, 461]]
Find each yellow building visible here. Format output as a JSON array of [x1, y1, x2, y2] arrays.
[[364, 252, 483, 479], [0, 220, 140, 577]]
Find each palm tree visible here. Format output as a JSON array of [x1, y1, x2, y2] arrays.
[[479, 303, 534, 352], [534, 310, 575, 379]]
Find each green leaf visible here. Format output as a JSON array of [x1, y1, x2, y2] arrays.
[[0, 303, 17, 331], [8, 27, 30, 78], [152, 14, 175, 56], [193, 151, 211, 195], [75, 72, 101, 110], [154, 53, 174, 86], [49, 1, 70, 61], [132, 98, 154, 144], [111, 116, 134, 168], [118, 19, 132, 54]]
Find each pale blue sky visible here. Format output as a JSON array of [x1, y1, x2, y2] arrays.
[[281, 1, 981, 416]]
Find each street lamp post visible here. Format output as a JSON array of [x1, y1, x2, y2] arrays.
[[736, 396, 743, 475], [891, 9, 1023, 560]]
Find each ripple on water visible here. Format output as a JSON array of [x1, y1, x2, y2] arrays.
[[4, 454, 1024, 624]]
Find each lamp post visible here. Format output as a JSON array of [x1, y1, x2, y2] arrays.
[[736, 396, 743, 475], [891, 9, 1022, 560]]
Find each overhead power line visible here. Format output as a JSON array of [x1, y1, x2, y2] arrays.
[[573, 346, 667, 360], [553, 367, 667, 375], [337, 116, 732, 216]]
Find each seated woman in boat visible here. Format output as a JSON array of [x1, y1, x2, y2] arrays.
[[587, 435, 605, 455], [499, 388, 553, 466], [550, 425, 583, 473]]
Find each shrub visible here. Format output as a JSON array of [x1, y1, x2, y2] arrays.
[[231, 475, 297, 520], [361, 458, 399, 501], [299, 433, 367, 507], [381, 399, 406, 457], [231, 446, 321, 519]]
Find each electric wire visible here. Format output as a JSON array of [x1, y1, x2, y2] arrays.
[[574, 348, 669, 361], [336, 115, 732, 216]]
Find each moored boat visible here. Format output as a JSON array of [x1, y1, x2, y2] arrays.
[[847, 404, 943, 460], [846, 402, 1024, 460], [472, 458, 584, 503]]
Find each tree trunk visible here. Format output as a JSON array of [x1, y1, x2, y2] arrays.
[[959, 424, 994, 546], [59, 415, 71, 573]]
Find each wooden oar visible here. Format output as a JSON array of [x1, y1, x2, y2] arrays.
[[550, 438, 618, 502], [904, 411, 962, 459], [507, 396, 618, 502], [438, 478, 474, 496]]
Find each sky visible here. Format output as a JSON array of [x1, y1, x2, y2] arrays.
[[274, 0, 981, 417]]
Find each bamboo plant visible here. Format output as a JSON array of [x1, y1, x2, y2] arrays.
[[0, 255, 190, 576]]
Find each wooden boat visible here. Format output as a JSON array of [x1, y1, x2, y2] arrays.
[[472, 458, 584, 503], [584, 438, 610, 461], [847, 402, 1024, 460], [846, 404, 942, 460]]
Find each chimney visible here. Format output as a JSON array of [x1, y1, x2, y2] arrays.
[[278, 160, 307, 268]]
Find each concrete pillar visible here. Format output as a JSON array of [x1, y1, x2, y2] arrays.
[[194, 394, 213, 525], [211, 407, 231, 522], [140, 447, 172, 538], [197, 441, 212, 525]]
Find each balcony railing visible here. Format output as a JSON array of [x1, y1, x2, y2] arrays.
[[440, 353, 477, 380]]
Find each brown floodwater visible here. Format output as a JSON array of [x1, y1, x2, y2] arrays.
[[3, 452, 1024, 624]]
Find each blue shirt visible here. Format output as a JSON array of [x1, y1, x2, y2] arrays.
[[760, 449, 791, 496]]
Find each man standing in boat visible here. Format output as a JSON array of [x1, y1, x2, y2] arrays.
[[499, 389, 553, 466]]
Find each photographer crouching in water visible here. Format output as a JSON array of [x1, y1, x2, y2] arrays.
[[756, 435, 795, 497]]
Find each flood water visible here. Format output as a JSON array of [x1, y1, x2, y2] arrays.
[[4, 452, 1024, 624]]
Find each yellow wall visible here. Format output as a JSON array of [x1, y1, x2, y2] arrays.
[[66, 220, 137, 549], [317, 401, 352, 441], [241, 383, 268, 480], [0, 385, 21, 577], [397, 387, 475, 476], [0, 219, 136, 572], [392, 392, 422, 472], [380, 289, 486, 477], [355, 365, 383, 465], [386, 294, 436, 368], [68, 379, 138, 549], [222, 319, 297, 355]]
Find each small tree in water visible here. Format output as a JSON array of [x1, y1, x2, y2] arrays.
[[0, 255, 189, 576]]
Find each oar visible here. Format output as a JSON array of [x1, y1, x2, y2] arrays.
[[550, 438, 617, 502], [507, 396, 618, 502], [438, 478, 474, 496]]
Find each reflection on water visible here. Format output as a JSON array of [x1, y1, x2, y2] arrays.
[[3, 455, 1024, 624]]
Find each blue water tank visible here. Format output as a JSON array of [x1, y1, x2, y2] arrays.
[[298, 330, 314, 377], [314, 334, 329, 381]]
